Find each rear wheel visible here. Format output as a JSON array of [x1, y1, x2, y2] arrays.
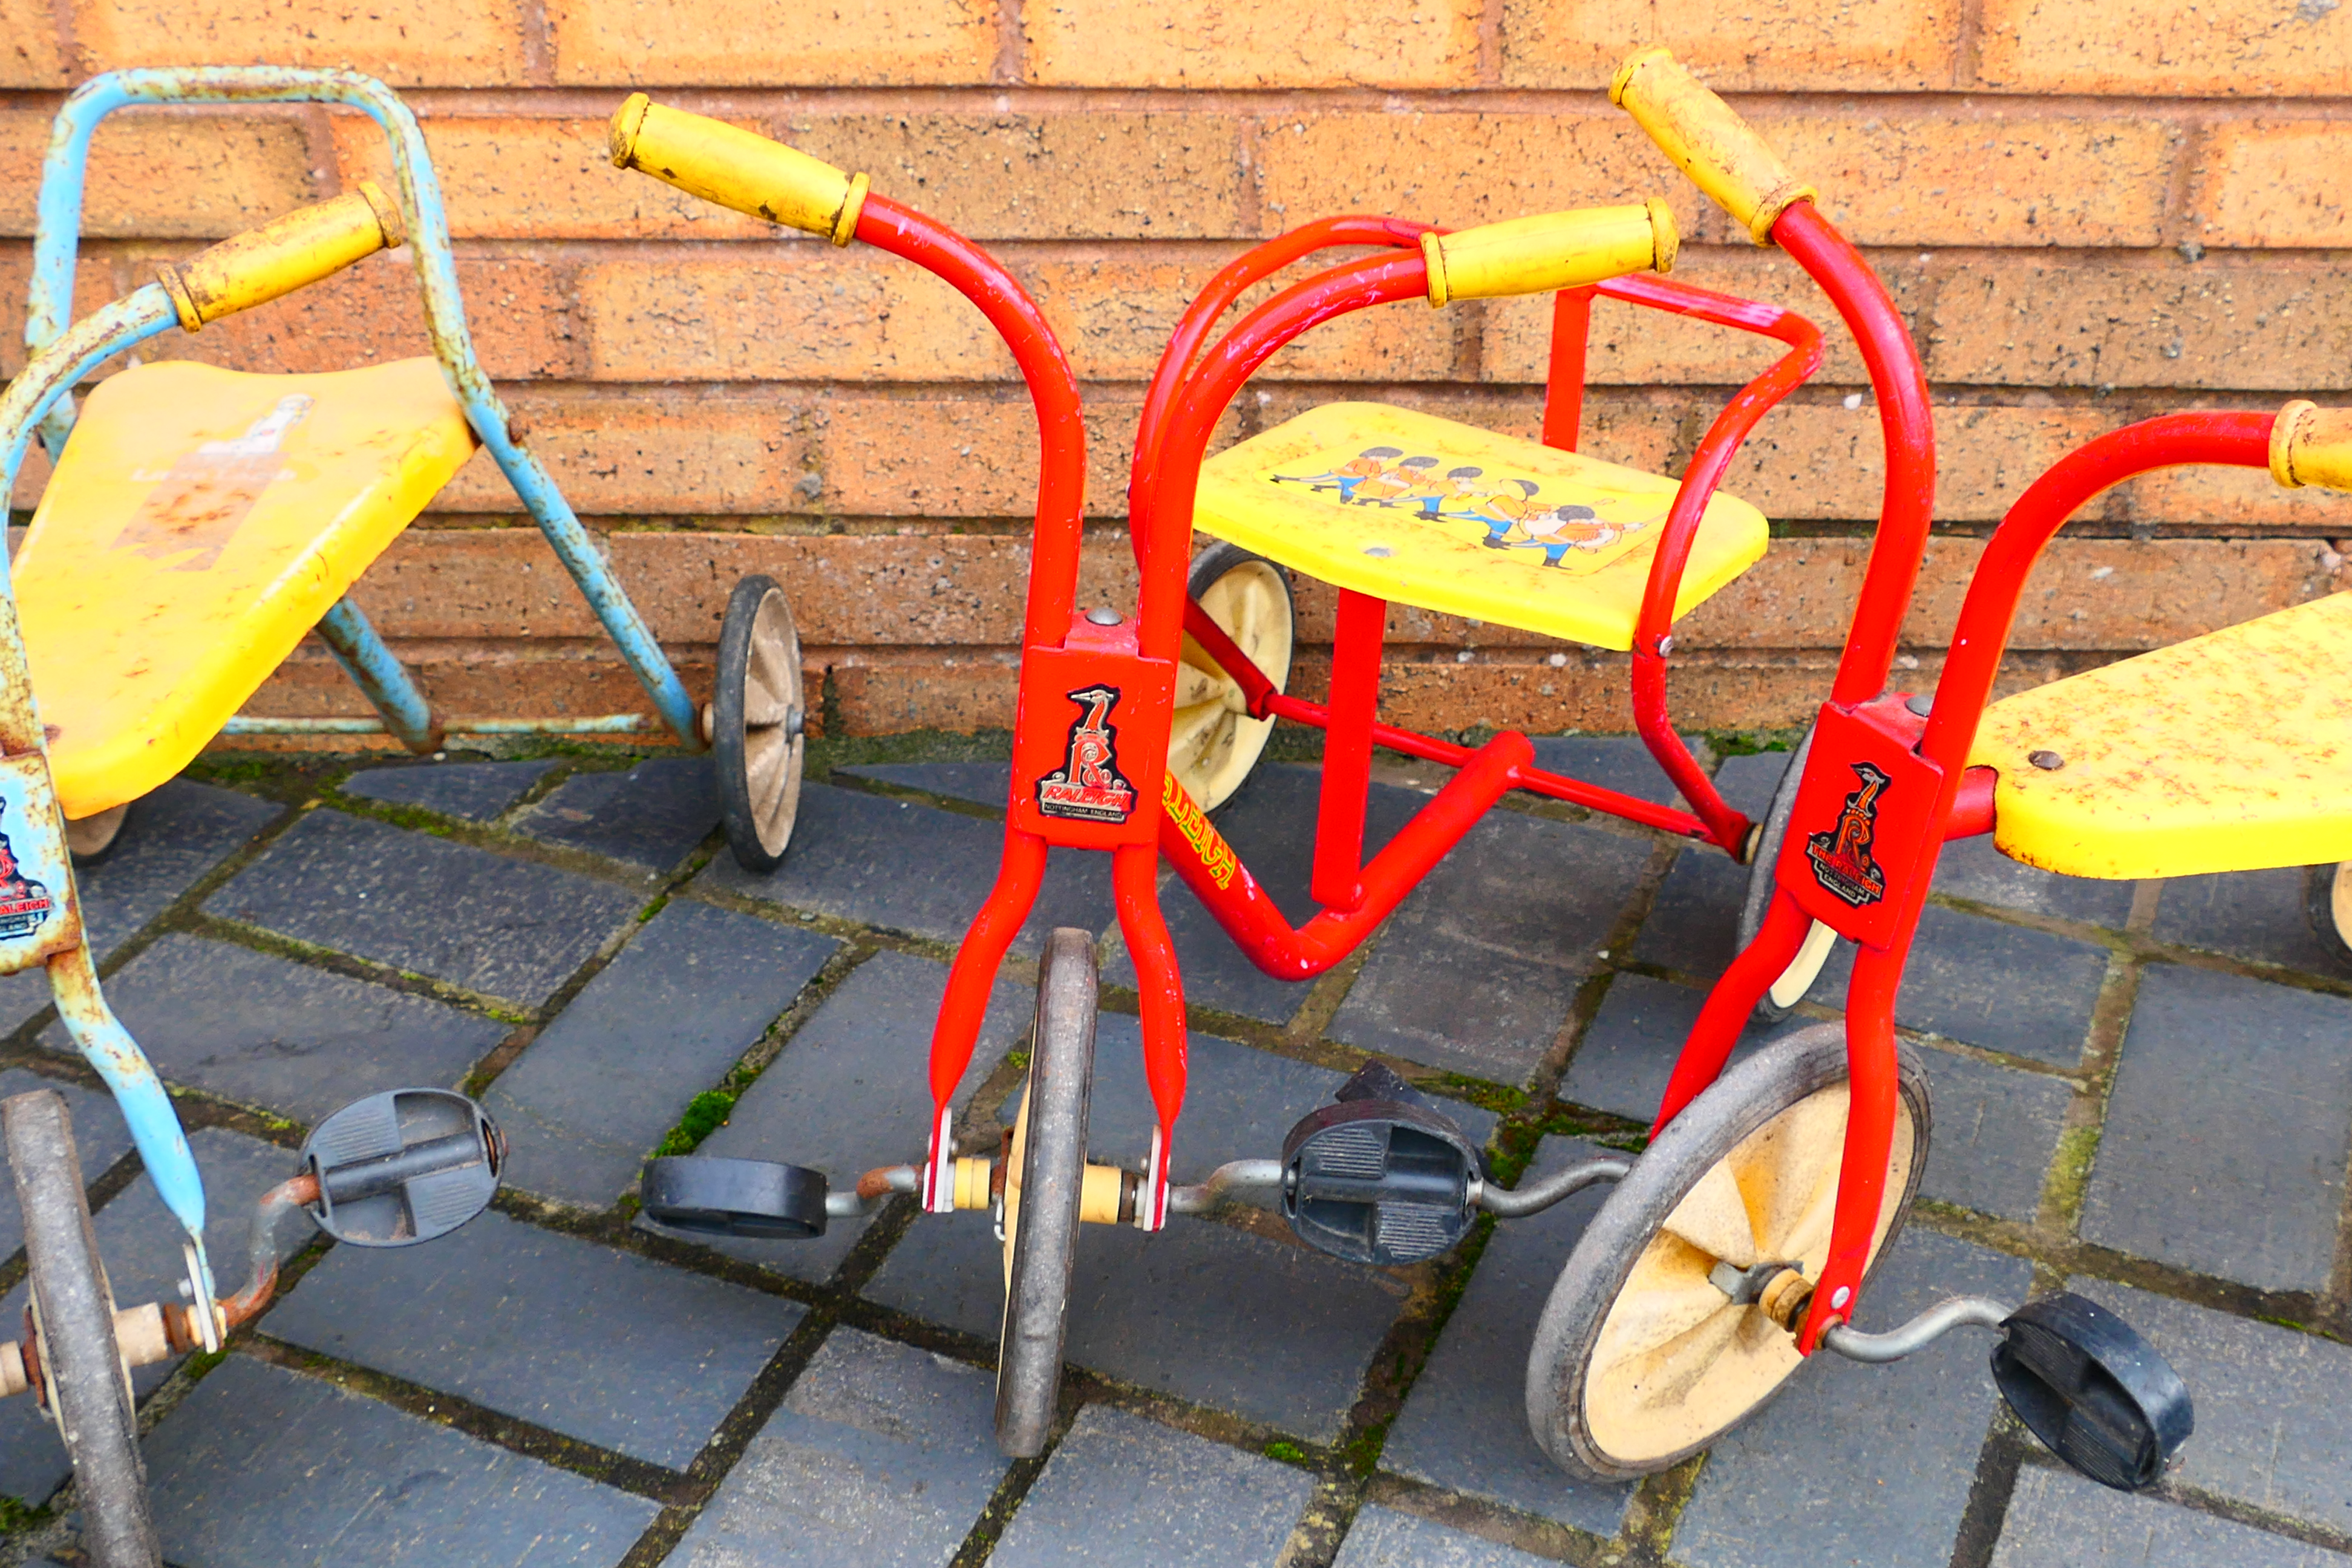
[[4, 1089, 158, 1567], [1169, 543, 1293, 811], [996, 929, 1098, 1457], [2308, 862, 2351, 970], [711, 575, 806, 874], [1526, 1025, 1930, 1483], [1739, 725, 1839, 1022]]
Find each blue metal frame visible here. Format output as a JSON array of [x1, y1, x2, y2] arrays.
[[26, 67, 703, 751], [316, 599, 442, 753]]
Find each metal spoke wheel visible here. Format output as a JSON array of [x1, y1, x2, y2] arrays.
[[66, 803, 129, 867], [2308, 861, 2352, 970], [1169, 543, 1294, 812], [710, 574, 806, 874], [1739, 724, 1840, 1022], [1526, 1024, 1932, 1483], [996, 929, 1098, 1457], [4, 1089, 158, 1567]]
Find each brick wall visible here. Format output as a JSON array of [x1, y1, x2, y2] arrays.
[[5, 0, 2350, 742]]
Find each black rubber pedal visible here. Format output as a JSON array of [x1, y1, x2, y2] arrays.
[[640, 1156, 829, 1240], [1993, 1292, 2194, 1491]]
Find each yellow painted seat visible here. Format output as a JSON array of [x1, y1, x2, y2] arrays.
[[1193, 402, 1769, 651], [1967, 590, 2352, 880], [16, 356, 478, 818]]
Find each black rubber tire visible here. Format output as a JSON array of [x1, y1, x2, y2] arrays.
[[1738, 725, 1840, 1023], [1175, 542, 1295, 811], [1525, 1024, 1932, 1484], [2307, 862, 2352, 972], [4, 1089, 158, 1567], [714, 574, 806, 875], [996, 929, 1098, 1457], [65, 803, 130, 869]]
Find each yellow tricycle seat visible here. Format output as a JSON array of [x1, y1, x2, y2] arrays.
[[1193, 402, 1769, 652], [16, 356, 477, 818], [1967, 590, 2352, 880]]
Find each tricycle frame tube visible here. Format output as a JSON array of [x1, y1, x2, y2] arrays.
[[1114, 840, 1186, 1228], [1312, 589, 1385, 911], [924, 826, 1050, 1212], [315, 598, 443, 754], [28, 68, 700, 749]]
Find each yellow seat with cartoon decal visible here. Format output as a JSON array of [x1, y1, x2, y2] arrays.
[[1193, 401, 1769, 652], [16, 356, 477, 818]]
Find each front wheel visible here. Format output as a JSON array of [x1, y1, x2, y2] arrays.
[[996, 929, 1099, 1457], [1525, 1024, 1931, 1483], [2308, 862, 2351, 970], [1737, 725, 1839, 1022], [710, 575, 806, 874]]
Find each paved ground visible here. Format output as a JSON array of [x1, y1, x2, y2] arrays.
[[0, 734, 2347, 1567]]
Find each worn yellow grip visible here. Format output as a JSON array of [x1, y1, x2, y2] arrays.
[[1419, 200, 1676, 308], [155, 182, 403, 333], [610, 93, 868, 245], [1610, 47, 1815, 247], [2271, 400, 2352, 491]]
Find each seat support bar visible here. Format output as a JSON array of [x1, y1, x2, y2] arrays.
[[315, 598, 443, 755]]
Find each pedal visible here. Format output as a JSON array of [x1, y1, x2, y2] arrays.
[[1280, 1061, 1481, 1266], [300, 1088, 504, 1247], [640, 1156, 829, 1240], [1992, 1293, 2193, 1491]]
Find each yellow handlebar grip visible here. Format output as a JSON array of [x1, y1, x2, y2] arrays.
[[155, 182, 404, 333], [610, 93, 869, 246], [2270, 400, 2352, 491], [1610, 47, 1815, 247], [1419, 200, 1677, 308]]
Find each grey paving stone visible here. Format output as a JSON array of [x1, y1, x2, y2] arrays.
[[266, 1208, 796, 1470], [1110, 764, 1420, 1025], [1671, 1229, 2034, 1568], [2075, 1278, 2352, 1537], [488, 899, 837, 1209], [0, 779, 280, 1032], [1711, 748, 1794, 817], [1526, 734, 1698, 808], [990, 1404, 1312, 1568], [683, 949, 1027, 1284], [1331, 811, 1651, 1083], [1332, 1506, 1553, 1568], [1558, 973, 1780, 1123], [1932, 833, 2136, 927], [0, 1069, 129, 1261], [865, 1203, 1411, 1440], [342, 757, 560, 822], [0, 1126, 295, 1504], [2155, 866, 2352, 979], [517, 757, 722, 872], [1815, 900, 2110, 1067], [1382, 1138, 1636, 1537], [206, 808, 643, 1005], [1915, 1047, 2073, 1224], [662, 1327, 1008, 1568], [697, 783, 1112, 959], [41, 933, 506, 1125], [1991, 1466, 2348, 1568], [1630, 843, 1748, 979], [146, 1353, 658, 1568], [842, 761, 1011, 811], [998, 1018, 1495, 1206], [2083, 964, 2352, 1293]]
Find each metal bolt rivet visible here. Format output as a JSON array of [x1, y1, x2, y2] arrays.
[[2028, 750, 2065, 770], [1904, 693, 1933, 717], [1831, 1285, 1852, 1309], [1085, 606, 1122, 626]]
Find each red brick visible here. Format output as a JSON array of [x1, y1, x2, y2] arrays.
[[0, 0, 63, 88], [784, 113, 1249, 241], [1926, 257, 2352, 390], [2190, 124, 2352, 249], [1501, 0, 1958, 90], [1255, 386, 1681, 477], [2123, 460, 2352, 531], [581, 253, 1018, 383], [0, 247, 116, 379], [74, 0, 527, 86], [1716, 401, 2109, 522], [1025, 0, 1482, 88], [436, 391, 816, 514], [0, 111, 315, 239], [548, 0, 1000, 86], [1976, 0, 2352, 96], [334, 117, 773, 243]]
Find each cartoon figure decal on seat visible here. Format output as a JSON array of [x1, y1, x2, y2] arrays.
[[1805, 761, 1892, 907], [0, 804, 55, 940], [1036, 684, 1138, 824]]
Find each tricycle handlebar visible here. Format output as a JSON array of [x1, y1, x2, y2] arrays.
[[1420, 200, 1677, 306], [1610, 47, 1814, 246], [609, 93, 868, 245], [2271, 400, 2352, 492], [156, 183, 403, 333]]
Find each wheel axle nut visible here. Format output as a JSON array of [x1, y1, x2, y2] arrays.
[[1759, 1267, 1814, 1331]]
